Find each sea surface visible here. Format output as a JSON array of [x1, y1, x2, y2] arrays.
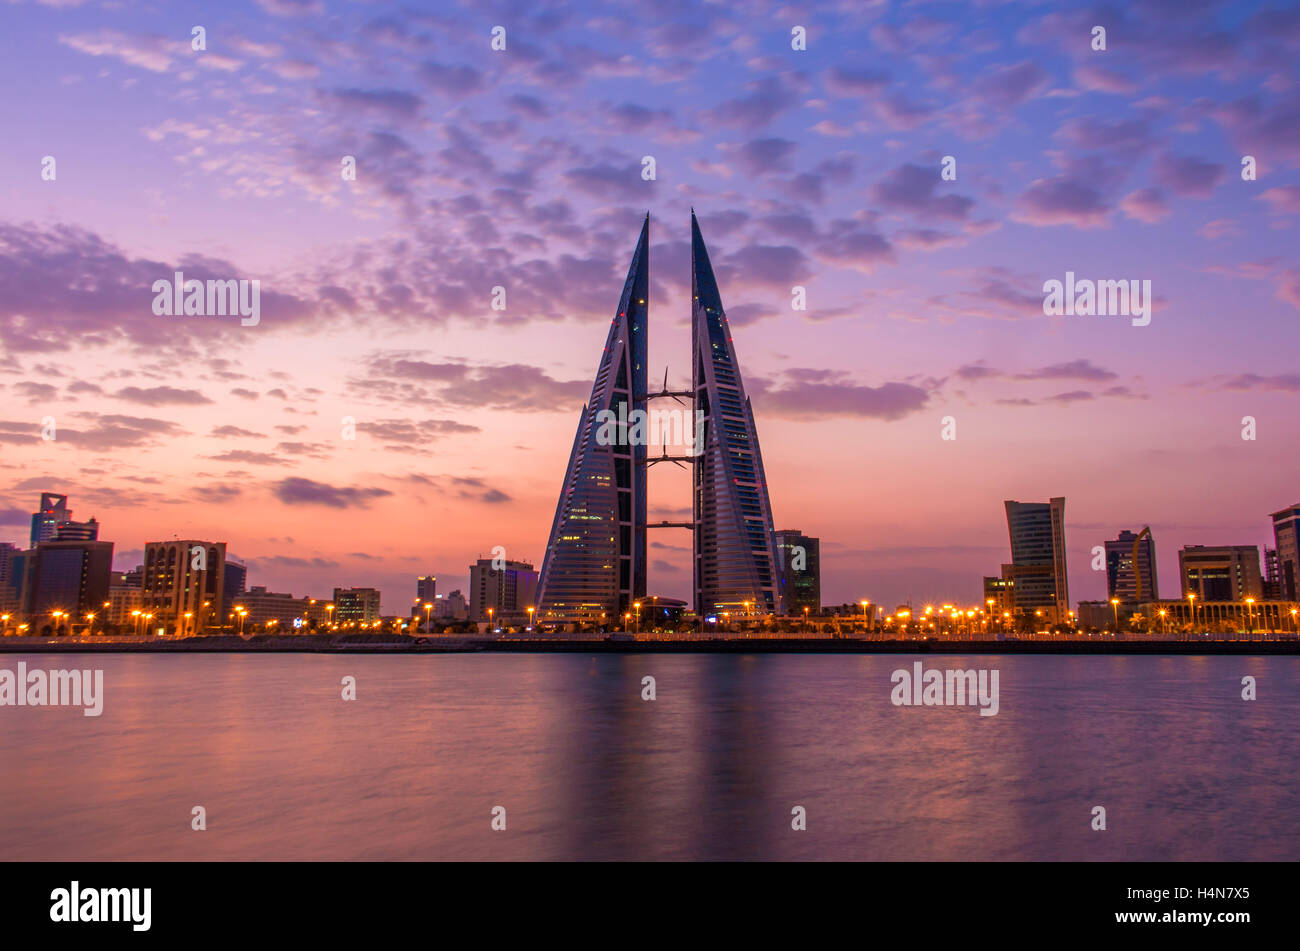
[[2, 653, 1297, 861]]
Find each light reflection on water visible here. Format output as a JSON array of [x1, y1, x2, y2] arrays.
[[1, 653, 1296, 861]]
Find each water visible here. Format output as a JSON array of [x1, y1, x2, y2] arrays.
[[2, 653, 1296, 861]]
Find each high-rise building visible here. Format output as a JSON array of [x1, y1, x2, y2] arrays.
[[54, 517, 99, 541], [333, 587, 381, 624], [1263, 548, 1282, 600], [142, 540, 226, 634], [536, 215, 649, 624], [22, 540, 114, 626], [30, 493, 70, 547], [417, 575, 437, 605], [222, 560, 247, 620], [470, 559, 538, 624], [1270, 505, 1300, 601], [534, 213, 783, 623], [773, 529, 820, 614], [1003, 498, 1068, 623], [1179, 545, 1263, 601], [692, 212, 783, 616], [1106, 529, 1159, 603], [0, 542, 18, 615]]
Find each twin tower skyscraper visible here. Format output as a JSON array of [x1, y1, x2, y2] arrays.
[[535, 213, 785, 624]]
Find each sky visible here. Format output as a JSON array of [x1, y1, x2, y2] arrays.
[[1, 0, 1298, 614]]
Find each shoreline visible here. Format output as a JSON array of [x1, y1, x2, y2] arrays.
[[2, 634, 1299, 655]]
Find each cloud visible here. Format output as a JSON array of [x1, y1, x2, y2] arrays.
[[320, 87, 422, 120], [59, 30, 182, 73], [356, 355, 588, 411], [1259, 185, 1300, 215], [971, 61, 1050, 108], [272, 477, 393, 508], [752, 372, 930, 421], [1120, 188, 1171, 223], [114, 386, 213, 406], [871, 164, 974, 220], [1012, 177, 1110, 229], [1152, 152, 1225, 198]]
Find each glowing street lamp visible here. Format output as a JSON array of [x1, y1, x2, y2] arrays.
[[527, 605, 535, 632], [423, 602, 433, 634], [1245, 596, 1255, 636], [1110, 598, 1120, 632]]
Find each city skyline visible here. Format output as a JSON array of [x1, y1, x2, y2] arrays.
[[2, 1, 1298, 613], [4, 485, 1298, 622]]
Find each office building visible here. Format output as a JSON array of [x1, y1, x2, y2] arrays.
[[536, 216, 649, 624], [142, 540, 226, 634], [1106, 528, 1159, 603], [333, 587, 381, 624], [691, 212, 783, 616], [470, 559, 538, 624], [22, 540, 114, 627], [1271, 504, 1300, 601], [0, 542, 18, 615], [773, 529, 820, 614], [239, 586, 308, 627], [417, 575, 437, 605], [29, 493, 70, 547], [222, 560, 247, 620], [1003, 498, 1068, 623], [983, 574, 1014, 616], [433, 589, 468, 620], [1179, 545, 1263, 601]]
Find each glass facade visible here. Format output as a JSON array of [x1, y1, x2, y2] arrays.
[[535, 215, 649, 623], [1004, 498, 1068, 621], [691, 213, 783, 616]]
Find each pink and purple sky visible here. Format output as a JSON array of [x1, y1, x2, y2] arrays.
[[1, 0, 1298, 613]]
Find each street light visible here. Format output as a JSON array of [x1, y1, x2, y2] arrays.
[[803, 605, 809, 634], [1110, 598, 1120, 633], [527, 605, 535, 632], [1159, 608, 1168, 636], [1187, 592, 1196, 635], [423, 602, 432, 634], [1245, 596, 1255, 636], [634, 601, 641, 635], [85, 612, 96, 636]]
